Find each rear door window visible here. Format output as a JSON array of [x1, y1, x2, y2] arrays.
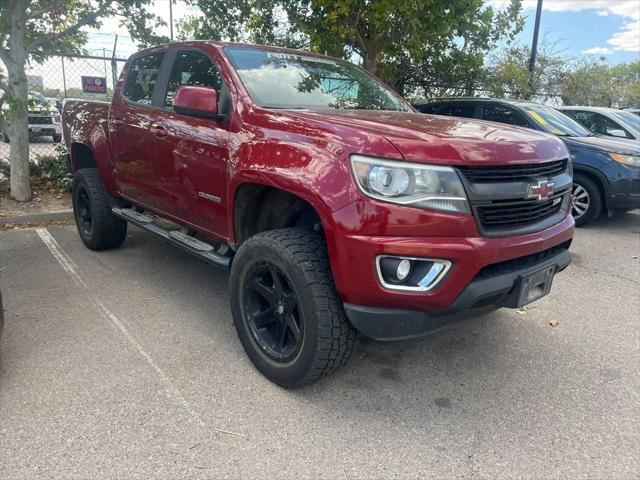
[[123, 53, 164, 105], [570, 111, 602, 133], [436, 104, 475, 118], [482, 104, 530, 127], [414, 103, 439, 114]]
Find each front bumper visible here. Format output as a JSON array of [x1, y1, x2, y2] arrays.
[[28, 123, 61, 137], [344, 246, 571, 340], [607, 166, 640, 209]]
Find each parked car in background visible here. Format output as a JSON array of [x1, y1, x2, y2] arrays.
[[46, 97, 64, 113], [559, 106, 640, 142], [414, 98, 640, 226], [62, 41, 575, 387], [0, 92, 62, 143]]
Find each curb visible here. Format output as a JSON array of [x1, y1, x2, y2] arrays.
[[1, 210, 74, 225]]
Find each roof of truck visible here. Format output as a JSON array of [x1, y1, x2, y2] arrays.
[[131, 40, 340, 63]]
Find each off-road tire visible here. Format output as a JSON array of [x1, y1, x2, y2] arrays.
[[72, 168, 127, 250], [230, 228, 359, 388], [52, 134, 62, 143], [572, 174, 602, 227]]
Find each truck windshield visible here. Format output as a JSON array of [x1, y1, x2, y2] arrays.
[[225, 47, 410, 112], [522, 104, 593, 137]]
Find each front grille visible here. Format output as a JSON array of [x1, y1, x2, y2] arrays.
[[475, 189, 569, 229], [28, 115, 52, 125], [459, 159, 567, 182]]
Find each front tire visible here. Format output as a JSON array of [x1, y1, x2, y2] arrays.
[[72, 168, 127, 250], [572, 174, 602, 227], [52, 134, 62, 143], [230, 228, 359, 388]]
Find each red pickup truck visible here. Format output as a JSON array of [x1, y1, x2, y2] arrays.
[[62, 41, 574, 387]]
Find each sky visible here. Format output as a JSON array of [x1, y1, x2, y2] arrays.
[[490, 0, 640, 64]]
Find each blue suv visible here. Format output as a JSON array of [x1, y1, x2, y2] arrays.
[[413, 98, 640, 226]]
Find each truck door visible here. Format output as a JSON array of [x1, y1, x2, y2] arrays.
[[110, 51, 166, 206], [145, 49, 231, 237]]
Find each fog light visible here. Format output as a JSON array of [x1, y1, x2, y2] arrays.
[[397, 259, 411, 280], [376, 255, 452, 292]]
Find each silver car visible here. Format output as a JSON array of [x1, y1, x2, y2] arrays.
[[559, 106, 640, 142], [1, 92, 62, 143]]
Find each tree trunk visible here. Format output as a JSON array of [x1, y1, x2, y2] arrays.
[[4, 0, 31, 201], [8, 76, 30, 202], [362, 48, 380, 75]]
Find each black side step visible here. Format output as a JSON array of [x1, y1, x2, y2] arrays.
[[112, 207, 232, 269]]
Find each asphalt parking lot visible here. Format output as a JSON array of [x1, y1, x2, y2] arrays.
[[1, 212, 639, 479]]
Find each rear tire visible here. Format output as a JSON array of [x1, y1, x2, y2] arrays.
[[1, 132, 8, 143], [572, 174, 602, 227], [72, 168, 127, 250], [230, 228, 359, 388]]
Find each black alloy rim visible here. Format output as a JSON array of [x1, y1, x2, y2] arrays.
[[76, 186, 93, 236], [244, 262, 304, 362]]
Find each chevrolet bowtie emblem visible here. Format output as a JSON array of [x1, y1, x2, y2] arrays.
[[528, 180, 554, 201]]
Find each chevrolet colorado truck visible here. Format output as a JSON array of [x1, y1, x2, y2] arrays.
[[62, 41, 574, 387]]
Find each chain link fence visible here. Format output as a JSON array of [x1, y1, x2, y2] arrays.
[[0, 54, 127, 164]]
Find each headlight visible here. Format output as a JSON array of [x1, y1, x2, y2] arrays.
[[350, 155, 469, 213], [609, 153, 640, 167]]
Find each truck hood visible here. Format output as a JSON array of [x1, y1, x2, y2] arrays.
[[283, 109, 568, 166], [562, 135, 640, 155]]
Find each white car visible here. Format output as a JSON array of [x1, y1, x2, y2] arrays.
[[1, 92, 62, 143], [559, 106, 640, 142]]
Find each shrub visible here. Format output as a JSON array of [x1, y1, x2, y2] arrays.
[[33, 144, 72, 190]]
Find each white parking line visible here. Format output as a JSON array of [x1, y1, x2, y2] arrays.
[[35, 227, 208, 429]]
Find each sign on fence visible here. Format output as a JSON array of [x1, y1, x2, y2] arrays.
[[81, 76, 108, 94]]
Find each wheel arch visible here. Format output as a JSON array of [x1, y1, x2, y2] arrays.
[[573, 166, 609, 207], [232, 182, 328, 247]]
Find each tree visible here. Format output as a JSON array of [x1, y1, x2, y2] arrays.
[[0, 0, 166, 201], [183, 0, 523, 95], [485, 40, 567, 101], [561, 59, 640, 108]]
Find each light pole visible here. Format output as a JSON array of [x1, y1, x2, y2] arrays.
[[169, 0, 174, 41], [528, 0, 543, 97]]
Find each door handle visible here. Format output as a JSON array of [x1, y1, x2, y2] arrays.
[[150, 123, 168, 138]]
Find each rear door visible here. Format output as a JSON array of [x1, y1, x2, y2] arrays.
[[145, 48, 232, 237], [110, 51, 166, 206]]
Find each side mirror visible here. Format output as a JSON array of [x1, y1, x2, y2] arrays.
[[173, 85, 225, 121], [607, 128, 627, 138]]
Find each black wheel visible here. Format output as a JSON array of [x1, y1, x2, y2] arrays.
[[1, 132, 8, 143], [52, 134, 62, 143], [230, 228, 359, 388], [72, 168, 127, 250], [572, 174, 602, 227]]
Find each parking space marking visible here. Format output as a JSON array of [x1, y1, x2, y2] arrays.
[[35, 227, 208, 429]]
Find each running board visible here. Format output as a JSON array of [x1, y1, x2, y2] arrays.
[[112, 207, 231, 269]]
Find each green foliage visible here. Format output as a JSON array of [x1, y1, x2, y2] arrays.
[[183, 0, 524, 95], [0, 144, 71, 190], [561, 60, 640, 107], [485, 41, 640, 108], [484, 41, 567, 101], [35, 144, 72, 190]]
